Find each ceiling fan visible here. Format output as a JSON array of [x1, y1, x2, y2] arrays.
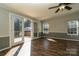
[[48, 3, 72, 13]]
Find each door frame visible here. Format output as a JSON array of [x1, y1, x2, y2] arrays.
[[24, 18, 33, 37], [9, 13, 24, 47], [32, 21, 40, 39]]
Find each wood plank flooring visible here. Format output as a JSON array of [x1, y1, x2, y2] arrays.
[[31, 38, 79, 56], [1, 37, 79, 56]]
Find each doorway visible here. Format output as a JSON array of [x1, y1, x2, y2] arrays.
[[24, 19, 32, 37], [10, 13, 24, 46], [33, 22, 39, 39]]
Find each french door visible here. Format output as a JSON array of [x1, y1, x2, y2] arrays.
[[10, 13, 24, 46]]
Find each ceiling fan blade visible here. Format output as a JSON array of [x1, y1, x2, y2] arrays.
[[63, 3, 71, 5], [55, 8, 60, 13], [65, 6, 72, 10], [48, 6, 59, 9], [58, 3, 71, 6]]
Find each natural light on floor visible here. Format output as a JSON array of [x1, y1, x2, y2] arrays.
[[48, 39, 56, 42], [5, 37, 32, 56]]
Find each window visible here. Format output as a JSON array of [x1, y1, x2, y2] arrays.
[[43, 22, 49, 34], [67, 20, 78, 35]]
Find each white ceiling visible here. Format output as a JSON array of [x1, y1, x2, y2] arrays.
[[0, 3, 79, 20]]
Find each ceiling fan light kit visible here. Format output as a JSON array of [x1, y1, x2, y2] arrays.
[[48, 3, 72, 13]]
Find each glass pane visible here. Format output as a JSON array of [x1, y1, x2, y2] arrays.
[[14, 17, 22, 38], [43, 23, 49, 34], [67, 20, 78, 35]]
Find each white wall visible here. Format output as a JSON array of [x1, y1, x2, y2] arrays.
[[44, 11, 79, 33], [0, 7, 9, 36]]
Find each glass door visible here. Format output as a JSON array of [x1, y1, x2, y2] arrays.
[[14, 16, 23, 43], [10, 13, 24, 46]]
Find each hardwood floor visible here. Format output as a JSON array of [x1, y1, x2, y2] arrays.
[[1, 37, 79, 56], [31, 38, 79, 56]]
